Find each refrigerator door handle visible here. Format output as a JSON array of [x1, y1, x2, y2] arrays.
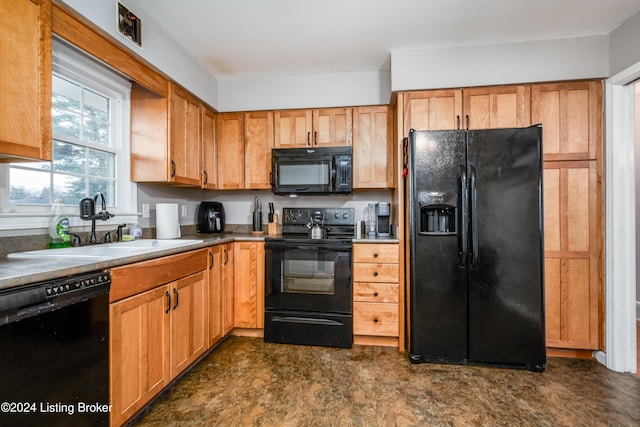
[[459, 165, 468, 266], [470, 164, 479, 268]]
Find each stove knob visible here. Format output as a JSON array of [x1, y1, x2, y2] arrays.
[[334, 212, 340, 219]]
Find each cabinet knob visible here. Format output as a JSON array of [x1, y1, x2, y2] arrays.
[[373, 318, 379, 323], [373, 292, 379, 297], [373, 252, 379, 258], [373, 271, 378, 277]]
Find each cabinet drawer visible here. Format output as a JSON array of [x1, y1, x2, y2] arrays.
[[353, 263, 398, 283], [353, 244, 399, 263], [353, 302, 398, 337], [353, 282, 398, 303]]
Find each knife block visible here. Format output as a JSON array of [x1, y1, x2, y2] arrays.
[[267, 214, 282, 236]]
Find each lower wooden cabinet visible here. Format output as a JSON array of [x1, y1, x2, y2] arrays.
[[221, 243, 234, 335], [208, 245, 223, 346], [109, 249, 208, 427], [352, 243, 400, 345], [233, 241, 265, 329]]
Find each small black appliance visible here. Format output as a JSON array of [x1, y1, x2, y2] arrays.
[[197, 201, 225, 233]]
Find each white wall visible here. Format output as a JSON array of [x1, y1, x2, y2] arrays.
[[610, 11, 640, 77], [218, 70, 391, 111], [58, 0, 220, 109], [390, 36, 609, 91]]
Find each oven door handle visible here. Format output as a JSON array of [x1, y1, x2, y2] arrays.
[[271, 316, 344, 326]]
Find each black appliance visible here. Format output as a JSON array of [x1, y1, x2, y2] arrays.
[[197, 201, 225, 233], [264, 207, 355, 348], [271, 146, 352, 195], [407, 126, 546, 372], [0, 271, 110, 426]]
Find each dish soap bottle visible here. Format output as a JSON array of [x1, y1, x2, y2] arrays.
[[49, 198, 70, 248], [130, 222, 142, 240]]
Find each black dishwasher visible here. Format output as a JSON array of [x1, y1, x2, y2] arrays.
[[0, 271, 110, 426]]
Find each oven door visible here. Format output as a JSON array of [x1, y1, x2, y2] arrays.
[[264, 241, 352, 314]]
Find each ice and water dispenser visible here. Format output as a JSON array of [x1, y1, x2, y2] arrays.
[[418, 192, 457, 235]]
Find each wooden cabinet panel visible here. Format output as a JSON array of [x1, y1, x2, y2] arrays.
[[208, 246, 223, 346], [313, 108, 352, 146], [463, 85, 530, 129], [221, 243, 234, 335], [353, 282, 399, 303], [233, 242, 265, 329], [244, 111, 274, 189], [217, 112, 245, 189], [353, 243, 399, 263], [201, 107, 217, 189], [170, 271, 208, 378], [403, 89, 463, 135], [352, 106, 393, 188], [0, 0, 52, 161], [531, 81, 602, 161], [353, 302, 398, 336], [274, 110, 312, 147], [168, 83, 201, 185], [110, 286, 170, 427], [543, 160, 599, 350]]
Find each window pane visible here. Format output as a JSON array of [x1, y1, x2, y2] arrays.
[[88, 149, 115, 178], [10, 168, 51, 205], [53, 140, 86, 174], [52, 106, 81, 139], [52, 75, 81, 111], [89, 179, 115, 207], [84, 117, 110, 145], [84, 89, 109, 121], [53, 173, 86, 205]]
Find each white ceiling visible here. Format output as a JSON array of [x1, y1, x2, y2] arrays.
[[134, 0, 640, 80]]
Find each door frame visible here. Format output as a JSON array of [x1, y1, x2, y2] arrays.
[[600, 62, 640, 373]]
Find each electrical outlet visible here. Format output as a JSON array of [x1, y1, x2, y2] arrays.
[[142, 204, 150, 218], [181, 205, 188, 218]]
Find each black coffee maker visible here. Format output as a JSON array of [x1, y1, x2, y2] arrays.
[[197, 202, 225, 233]]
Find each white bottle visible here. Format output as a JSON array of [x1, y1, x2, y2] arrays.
[[49, 198, 70, 248]]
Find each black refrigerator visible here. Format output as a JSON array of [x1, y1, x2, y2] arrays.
[[407, 126, 546, 372]]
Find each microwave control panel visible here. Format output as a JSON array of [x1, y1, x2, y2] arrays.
[[335, 156, 352, 191]]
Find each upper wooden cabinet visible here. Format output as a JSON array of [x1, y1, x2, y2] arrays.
[[168, 83, 201, 186], [463, 85, 531, 130], [216, 112, 245, 189], [244, 111, 274, 189], [201, 107, 217, 189], [352, 106, 393, 189], [274, 108, 352, 147], [0, 0, 52, 162], [403, 89, 463, 135], [531, 81, 603, 161]]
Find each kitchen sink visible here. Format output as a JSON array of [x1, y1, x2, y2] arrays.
[[8, 239, 204, 261]]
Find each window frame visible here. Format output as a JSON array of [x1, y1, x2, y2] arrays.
[[0, 38, 138, 232]]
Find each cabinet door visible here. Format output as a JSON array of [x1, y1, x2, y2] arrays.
[[274, 110, 312, 147], [244, 111, 274, 189], [201, 106, 217, 189], [352, 106, 393, 188], [216, 112, 245, 189], [110, 286, 170, 427], [208, 246, 223, 346], [531, 81, 603, 161], [233, 242, 258, 328], [170, 271, 208, 378], [463, 85, 531, 129], [403, 89, 463, 135], [313, 108, 352, 146], [168, 83, 201, 185], [221, 243, 235, 335], [0, 0, 51, 161], [543, 161, 600, 350]]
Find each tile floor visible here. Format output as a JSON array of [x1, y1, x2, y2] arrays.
[[130, 336, 640, 426]]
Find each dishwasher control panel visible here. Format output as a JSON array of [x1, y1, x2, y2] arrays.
[[45, 271, 111, 296]]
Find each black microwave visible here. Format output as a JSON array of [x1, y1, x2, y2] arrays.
[[271, 146, 352, 195]]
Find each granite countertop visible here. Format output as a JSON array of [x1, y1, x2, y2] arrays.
[[0, 232, 263, 292], [0, 232, 399, 292]]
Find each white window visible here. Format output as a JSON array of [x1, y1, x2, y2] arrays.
[[0, 39, 137, 231]]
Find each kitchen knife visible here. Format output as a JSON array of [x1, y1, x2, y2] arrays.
[[268, 203, 274, 223]]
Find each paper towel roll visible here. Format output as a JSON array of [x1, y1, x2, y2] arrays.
[[156, 203, 181, 239]]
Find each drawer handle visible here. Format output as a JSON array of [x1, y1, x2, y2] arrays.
[[373, 252, 379, 258], [373, 271, 378, 277], [373, 318, 379, 323], [373, 292, 379, 297]]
